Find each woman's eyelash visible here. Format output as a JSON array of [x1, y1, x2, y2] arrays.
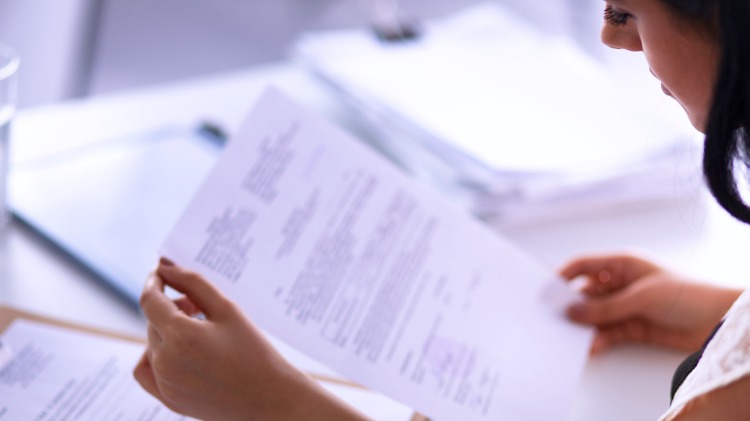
[[604, 5, 631, 26]]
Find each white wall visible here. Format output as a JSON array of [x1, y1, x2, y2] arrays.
[[0, 0, 98, 107], [88, 0, 607, 95], [88, 0, 483, 94], [0, 0, 609, 105]]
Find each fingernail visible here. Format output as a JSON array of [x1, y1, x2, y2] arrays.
[[159, 257, 175, 267], [145, 272, 162, 289]]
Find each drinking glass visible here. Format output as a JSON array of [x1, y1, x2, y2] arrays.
[[0, 46, 19, 229]]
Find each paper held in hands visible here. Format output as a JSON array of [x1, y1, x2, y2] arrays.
[[160, 88, 592, 420]]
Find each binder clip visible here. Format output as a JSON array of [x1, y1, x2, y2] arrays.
[[373, 20, 420, 42], [369, 0, 421, 42]]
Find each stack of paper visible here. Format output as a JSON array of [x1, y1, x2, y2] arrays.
[[292, 2, 702, 225]]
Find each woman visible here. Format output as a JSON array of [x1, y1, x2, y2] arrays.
[[135, 0, 750, 419]]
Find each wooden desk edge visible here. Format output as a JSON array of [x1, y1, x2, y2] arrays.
[[0, 305, 145, 343], [0, 305, 430, 420]]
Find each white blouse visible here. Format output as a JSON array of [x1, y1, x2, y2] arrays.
[[660, 288, 750, 420]]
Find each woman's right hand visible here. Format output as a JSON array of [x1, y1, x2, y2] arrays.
[[559, 253, 742, 355], [134, 259, 368, 421]]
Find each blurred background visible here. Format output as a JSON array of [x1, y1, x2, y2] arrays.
[[0, 0, 605, 108]]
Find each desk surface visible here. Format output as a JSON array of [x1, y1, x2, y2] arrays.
[[4, 61, 750, 420]]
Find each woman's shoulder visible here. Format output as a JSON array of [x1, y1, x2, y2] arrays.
[[666, 375, 750, 420], [661, 288, 750, 420]]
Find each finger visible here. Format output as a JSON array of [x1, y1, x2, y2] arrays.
[[580, 271, 625, 297], [589, 318, 663, 355], [157, 262, 230, 320], [560, 255, 619, 280], [133, 352, 164, 401], [140, 271, 182, 330], [591, 323, 648, 354], [173, 296, 203, 317], [566, 287, 642, 325], [646, 329, 705, 351], [561, 255, 649, 298], [616, 319, 706, 351], [590, 332, 612, 356], [561, 253, 657, 282], [591, 319, 702, 355], [590, 321, 649, 354]]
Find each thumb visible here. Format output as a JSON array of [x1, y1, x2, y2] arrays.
[[567, 287, 643, 326], [156, 259, 231, 320]]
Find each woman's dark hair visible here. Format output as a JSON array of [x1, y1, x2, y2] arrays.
[[660, 0, 750, 223]]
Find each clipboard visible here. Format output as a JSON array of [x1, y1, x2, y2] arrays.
[[0, 305, 428, 421], [9, 125, 224, 307]]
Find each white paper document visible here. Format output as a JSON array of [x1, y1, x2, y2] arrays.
[[0, 320, 189, 420], [161, 89, 592, 420]]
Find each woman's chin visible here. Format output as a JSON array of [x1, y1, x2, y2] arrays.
[[689, 116, 708, 134], [682, 105, 708, 133]]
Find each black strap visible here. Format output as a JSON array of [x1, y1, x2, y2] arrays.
[[670, 321, 725, 401]]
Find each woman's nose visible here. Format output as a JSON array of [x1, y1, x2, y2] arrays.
[[600, 24, 643, 51]]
